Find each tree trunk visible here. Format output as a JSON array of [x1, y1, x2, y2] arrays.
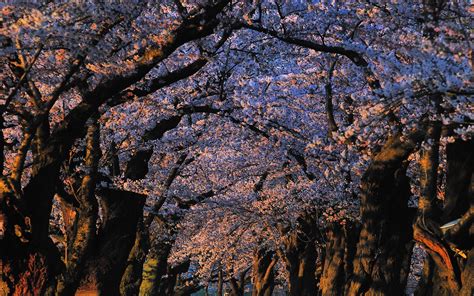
[[228, 266, 250, 296], [344, 132, 421, 295], [252, 248, 277, 296], [120, 217, 150, 296], [79, 188, 145, 295], [159, 260, 191, 296], [56, 116, 100, 296], [282, 214, 318, 296], [217, 269, 224, 296], [319, 222, 359, 296], [138, 232, 173, 295], [230, 277, 244, 296], [0, 179, 61, 296], [415, 139, 473, 295]]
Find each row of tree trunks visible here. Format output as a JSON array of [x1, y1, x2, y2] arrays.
[[317, 131, 473, 296], [1, 2, 230, 294], [316, 131, 423, 296]]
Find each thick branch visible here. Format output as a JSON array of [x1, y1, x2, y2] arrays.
[[22, 1, 229, 242], [241, 23, 367, 66], [109, 58, 208, 107]]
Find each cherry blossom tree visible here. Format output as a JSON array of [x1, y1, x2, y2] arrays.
[[1, 1, 472, 296]]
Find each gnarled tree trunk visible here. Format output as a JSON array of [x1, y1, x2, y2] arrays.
[[56, 117, 101, 296], [0, 172, 62, 296], [343, 132, 421, 295], [415, 139, 473, 295], [251, 248, 277, 296], [318, 131, 423, 295]]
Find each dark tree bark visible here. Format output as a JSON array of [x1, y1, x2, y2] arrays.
[[415, 139, 473, 295], [159, 260, 191, 296], [56, 117, 101, 296], [78, 189, 145, 295], [138, 215, 193, 296], [0, 175, 62, 296], [251, 248, 277, 296], [228, 266, 250, 296], [325, 60, 338, 136], [120, 217, 150, 296], [281, 214, 318, 296], [0, 187, 53, 295], [217, 269, 224, 296], [345, 132, 421, 295], [319, 223, 359, 296], [229, 278, 243, 296], [317, 131, 423, 296], [124, 149, 153, 180]]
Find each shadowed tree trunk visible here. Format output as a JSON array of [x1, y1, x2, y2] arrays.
[[117, 148, 154, 296], [217, 269, 224, 296], [119, 125, 191, 294], [317, 131, 424, 295], [138, 235, 193, 296], [345, 132, 421, 295], [0, 197, 56, 296], [138, 225, 174, 296], [228, 266, 250, 296], [413, 2, 473, 292], [159, 260, 191, 296], [78, 189, 145, 295], [281, 214, 318, 296], [229, 277, 244, 296], [325, 59, 338, 137], [251, 248, 277, 296], [130, 154, 212, 296], [120, 217, 150, 296], [415, 138, 473, 295], [319, 223, 359, 296], [56, 116, 101, 296]]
